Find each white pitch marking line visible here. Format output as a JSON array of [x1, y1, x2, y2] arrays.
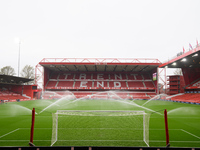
[[0, 140, 51, 142], [19, 128, 180, 130], [181, 129, 200, 140], [19, 128, 52, 129], [0, 140, 200, 143], [0, 128, 19, 139]]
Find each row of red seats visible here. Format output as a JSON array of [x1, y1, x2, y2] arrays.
[[170, 93, 200, 104], [0, 94, 27, 100], [186, 79, 200, 89], [0, 87, 27, 101], [42, 91, 156, 100]]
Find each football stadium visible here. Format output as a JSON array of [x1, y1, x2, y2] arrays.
[[0, 44, 200, 150]]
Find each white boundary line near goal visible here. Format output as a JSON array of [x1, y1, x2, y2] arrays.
[[18, 128, 182, 130], [0, 140, 51, 142], [1, 128, 199, 145], [19, 128, 52, 130], [0, 140, 200, 143], [0, 128, 19, 139], [181, 129, 200, 140]]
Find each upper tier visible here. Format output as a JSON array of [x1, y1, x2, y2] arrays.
[[45, 72, 156, 90]]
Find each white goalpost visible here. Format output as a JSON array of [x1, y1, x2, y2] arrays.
[[51, 110, 150, 147]]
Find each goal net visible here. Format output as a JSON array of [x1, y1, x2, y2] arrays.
[[51, 110, 150, 147]]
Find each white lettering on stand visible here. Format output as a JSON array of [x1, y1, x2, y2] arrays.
[[79, 74, 86, 79], [115, 74, 122, 80], [97, 74, 104, 80], [80, 81, 87, 87], [65, 74, 71, 79], [97, 81, 104, 87], [114, 82, 121, 87]]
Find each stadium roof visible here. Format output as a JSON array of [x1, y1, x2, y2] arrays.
[[0, 74, 33, 85], [159, 46, 200, 68], [39, 58, 161, 72]]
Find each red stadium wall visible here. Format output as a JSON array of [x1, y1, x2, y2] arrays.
[[23, 85, 32, 97], [11, 85, 38, 99], [10, 85, 23, 94], [0, 84, 37, 101]]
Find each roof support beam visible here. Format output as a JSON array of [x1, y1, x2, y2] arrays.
[[95, 65, 97, 72], [139, 65, 149, 72], [131, 65, 138, 72], [113, 65, 117, 72], [84, 65, 88, 72], [122, 65, 128, 72], [56, 66, 62, 71], [64, 66, 70, 71], [74, 65, 79, 71]]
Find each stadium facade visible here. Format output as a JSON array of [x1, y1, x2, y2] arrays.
[[35, 43, 200, 102]]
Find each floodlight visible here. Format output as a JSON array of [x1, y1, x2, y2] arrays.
[[181, 58, 187, 62], [172, 62, 176, 66], [192, 53, 198, 57], [14, 37, 21, 44]]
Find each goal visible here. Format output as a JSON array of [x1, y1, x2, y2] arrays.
[[51, 110, 150, 147]]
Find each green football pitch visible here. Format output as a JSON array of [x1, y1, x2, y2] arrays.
[[0, 99, 200, 148]]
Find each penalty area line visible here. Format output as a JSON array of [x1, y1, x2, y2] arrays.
[[181, 129, 200, 140], [0, 128, 19, 139]]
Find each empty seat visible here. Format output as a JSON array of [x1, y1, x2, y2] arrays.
[[57, 81, 74, 87]]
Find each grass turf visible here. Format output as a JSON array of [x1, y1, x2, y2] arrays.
[[0, 99, 200, 147]]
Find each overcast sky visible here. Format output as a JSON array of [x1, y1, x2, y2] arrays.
[[0, 0, 200, 76]]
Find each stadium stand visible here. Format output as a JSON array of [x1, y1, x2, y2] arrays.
[[168, 93, 200, 104], [57, 81, 74, 88], [185, 78, 200, 89], [0, 87, 27, 101], [158, 43, 200, 104], [0, 75, 38, 101], [37, 58, 161, 100]]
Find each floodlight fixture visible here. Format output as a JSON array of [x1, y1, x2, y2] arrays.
[[192, 53, 198, 57], [181, 58, 187, 62], [172, 62, 176, 66], [14, 37, 21, 44]]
